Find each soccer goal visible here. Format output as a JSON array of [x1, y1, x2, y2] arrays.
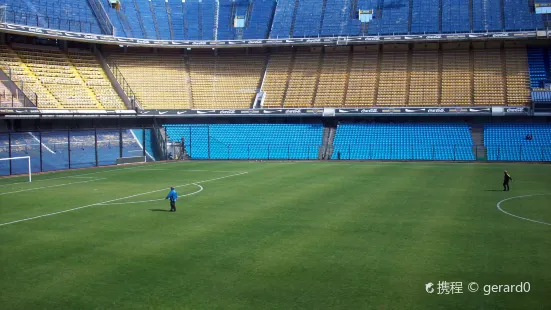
[[0, 156, 32, 182]]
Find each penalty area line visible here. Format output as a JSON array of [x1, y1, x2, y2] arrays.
[[0, 178, 107, 196], [0, 171, 248, 227], [98, 183, 203, 206], [496, 194, 551, 226]]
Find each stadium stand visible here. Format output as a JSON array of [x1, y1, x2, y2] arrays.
[[164, 123, 323, 159], [0, 45, 60, 108], [2, 0, 547, 38], [261, 51, 294, 108], [332, 123, 475, 160], [292, 0, 324, 37], [376, 48, 408, 106], [472, 0, 503, 32], [344, 45, 378, 106], [283, 49, 321, 107], [441, 45, 472, 105], [441, 0, 470, 33], [102, 45, 537, 109], [106, 52, 192, 110], [1, 44, 125, 109], [187, 53, 266, 109], [1, 0, 102, 34], [411, 0, 440, 34], [66, 49, 125, 109], [473, 48, 505, 105], [107, 51, 265, 110], [0, 82, 24, 107], [408, 47, 439, 106], [527, 47, 548, 89], [504, 47, 531, 106], [313, 49, 348, 107], [485, 123, 551, 161]]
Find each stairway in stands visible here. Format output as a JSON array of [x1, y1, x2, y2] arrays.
[[470, 123, 486, 160]]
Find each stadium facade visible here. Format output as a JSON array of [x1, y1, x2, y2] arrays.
[[0, 0, 550, 176]]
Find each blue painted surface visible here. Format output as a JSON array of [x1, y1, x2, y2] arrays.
[[441, 0, 470, 33], [1, 0, 101, 33], [164, 124, 323, 160], [333, 123, 475, 161], [411, 0, 439, 34], [270, 0, 296, 38], [292, 0, 324, 37], [0, 130, 155, 176], [368, 0, 410, 35], [472, 0, 503, 32], [485, 124, 551, 161]]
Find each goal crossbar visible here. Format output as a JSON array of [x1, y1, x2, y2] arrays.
[[0, 156, 32, 182]]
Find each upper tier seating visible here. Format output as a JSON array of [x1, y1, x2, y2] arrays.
[[0, 44, 125, 109], [107, 52, 265, 109], [104, 45, 533, 109], [333, 123, 475, 160], [527, 47, 550, 89], [1, 0, 102, 33], [106, 52, 192, 110], [164, 123, 323, 159], [2, 0, 546, 39], [484, 123, 551, 161], [187, 54, 266, 109]]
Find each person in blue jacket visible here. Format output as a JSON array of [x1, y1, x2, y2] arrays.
[[165, 186, 178, 212]]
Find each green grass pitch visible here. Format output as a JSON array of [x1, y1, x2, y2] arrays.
[[0, 161, 550, 309]]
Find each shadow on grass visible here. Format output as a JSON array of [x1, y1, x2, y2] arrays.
[[485, 190, 505, 192], [149, 209, 171, 212]]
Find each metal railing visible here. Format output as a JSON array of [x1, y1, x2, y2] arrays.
[[87, 0, 114, 35], [106, 60, 142, 110]]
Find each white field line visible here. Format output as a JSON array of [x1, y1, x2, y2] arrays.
[[137, 169, 247, 173], [0, 174, 106, 188], [129, 130, 155, 161], [99, 184, 203, 206], [496, 194, 551, 226], [28, 132, 55, 154], [0, 171, 248, 227], [0, 178, 107, 196], [0, 162, 183, 188]]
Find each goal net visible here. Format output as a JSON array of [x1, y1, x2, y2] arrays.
[[0, 156, 32, 182]]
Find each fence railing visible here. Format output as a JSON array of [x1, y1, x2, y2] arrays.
[[106, 60, 142, 110], [87, 0, 114, 35]]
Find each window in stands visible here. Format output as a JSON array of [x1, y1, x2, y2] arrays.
[[359, 9, 374, 23], [535, 3, 551, 14], [234, 16, 245, 28]]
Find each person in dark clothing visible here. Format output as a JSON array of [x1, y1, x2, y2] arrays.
[[337, 151, 341, 160], [503, 170, 513, 191], [165, 186, 178, 212]]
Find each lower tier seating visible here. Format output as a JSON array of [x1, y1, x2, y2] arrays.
[[333, 123, 475, 161], [164, 123, 323, 159], [485, 123, 551, 161]]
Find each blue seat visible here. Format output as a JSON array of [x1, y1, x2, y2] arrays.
[[333, 123, 475, 161]]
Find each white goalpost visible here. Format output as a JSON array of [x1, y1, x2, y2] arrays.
[[0, 156, 32, 182]]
